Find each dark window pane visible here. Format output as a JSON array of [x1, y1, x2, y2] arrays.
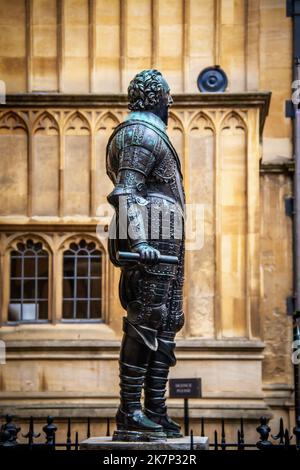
[[63, 278, 75, 299], [11, 256, 22, 277], [38, 279, 48, 299], [79, 239, 86, 249], [63, 256, 74, 278], [10, 279, 21, 299], [90, 300, 101, 319], [77, 257, 88, 277], [26, 240, 34, 249], [90, 258, 101, 277], [39, 301, 48, 320], [16, 243, 25, 252], [76, 300, 88, 319], [63, 300, 74, 319], [38, 256, 48, 277], [24, 257, 36, 278], [77, 278, 88, 299], [78, 249, 88, 255], [23, 279, 35, 299], [91, 278, 101, 299]]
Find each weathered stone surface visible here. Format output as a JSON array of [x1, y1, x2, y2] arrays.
[[80, 436, 209, 451], [260, 174, 293, 386]]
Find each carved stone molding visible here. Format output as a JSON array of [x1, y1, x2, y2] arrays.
[[3, 92, 271, 135]]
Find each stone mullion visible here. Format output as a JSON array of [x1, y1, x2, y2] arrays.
[[245, 0, 260, 91], [182, 0, 190, 93], [214, 0, 221, 66], [59, 110, 65, 218], [246, 108, 261, 339], [89, 0, 96, 93], [0, 234, 7, 325], [119, 0, 127, 93], [25, 0, 33, 93], [53, 233, 63, 323], [27, 110, 33, 218], [57, 0, 65, 93], [215, 110, 222, 338], [57, 0, 64, 92], [151, 0, 159, 69], [90, 111, 96, 217], [2, 247, 11, 325]]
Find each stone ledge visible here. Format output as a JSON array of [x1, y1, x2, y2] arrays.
[[0, 400, 272, 420], [80, 436, 209, 450], [2, 338, 265, 351], [2, 91, 271, 135]]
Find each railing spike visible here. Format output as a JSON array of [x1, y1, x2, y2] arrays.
[[75, 431, 79, 451], [240, 417, 244, 439], [214, 430, 218, 451], [66, 417, 71, 450], [22, 416, 40, 448], [221, 418, 226, 450], [190, 429, 194, 450], [106, 417, 110, 437], [87, 417, 91, 438], [271, 416, 284, 444], [200, 417, 204, 437]]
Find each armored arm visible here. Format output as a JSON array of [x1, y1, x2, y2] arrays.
[[107, 130, 160, 262]]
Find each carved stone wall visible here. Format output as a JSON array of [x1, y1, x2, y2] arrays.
[[0, 105, 294, 440], [0, 95, 269, 345], [0, 0, 292, 163], [0, 0, 294, 432]]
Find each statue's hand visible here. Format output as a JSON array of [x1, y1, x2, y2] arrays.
[[132, 242, 160, 265]]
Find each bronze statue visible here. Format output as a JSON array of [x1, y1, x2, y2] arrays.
[[106, 69, 185, 441]]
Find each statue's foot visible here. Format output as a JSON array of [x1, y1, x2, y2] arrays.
[[144, 408, 183, 438], [114, 407, 167, 441]]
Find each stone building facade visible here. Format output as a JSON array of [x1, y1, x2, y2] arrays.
[[0, 0, 294, 442]]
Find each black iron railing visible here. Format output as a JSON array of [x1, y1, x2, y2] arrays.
[[0, 414, 299, 451]]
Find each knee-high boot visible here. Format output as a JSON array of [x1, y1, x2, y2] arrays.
[[144, 331, 182, 438], [114, 318, 165, 438]]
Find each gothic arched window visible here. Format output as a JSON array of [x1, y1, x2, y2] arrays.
[[62, 239, 102, 321], [8, 239, 49, 322]]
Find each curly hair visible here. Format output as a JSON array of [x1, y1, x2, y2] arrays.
[[127, 69, 166, 111]]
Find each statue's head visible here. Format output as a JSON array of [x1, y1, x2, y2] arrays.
[[128, 69, 173, 126]]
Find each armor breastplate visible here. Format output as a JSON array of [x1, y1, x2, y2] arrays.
[[106, 117, 186, 213]]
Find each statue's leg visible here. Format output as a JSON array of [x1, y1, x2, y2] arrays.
[[144, 241, 185, 437], [115, 264, 174, 439], [115, 316, 165, 437]]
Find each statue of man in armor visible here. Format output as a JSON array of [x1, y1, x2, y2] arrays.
[[106, 69, 185, 441]]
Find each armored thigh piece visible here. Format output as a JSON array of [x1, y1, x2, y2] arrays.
[[164, 240, 185, 334], [119, 265, 174, 334]]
